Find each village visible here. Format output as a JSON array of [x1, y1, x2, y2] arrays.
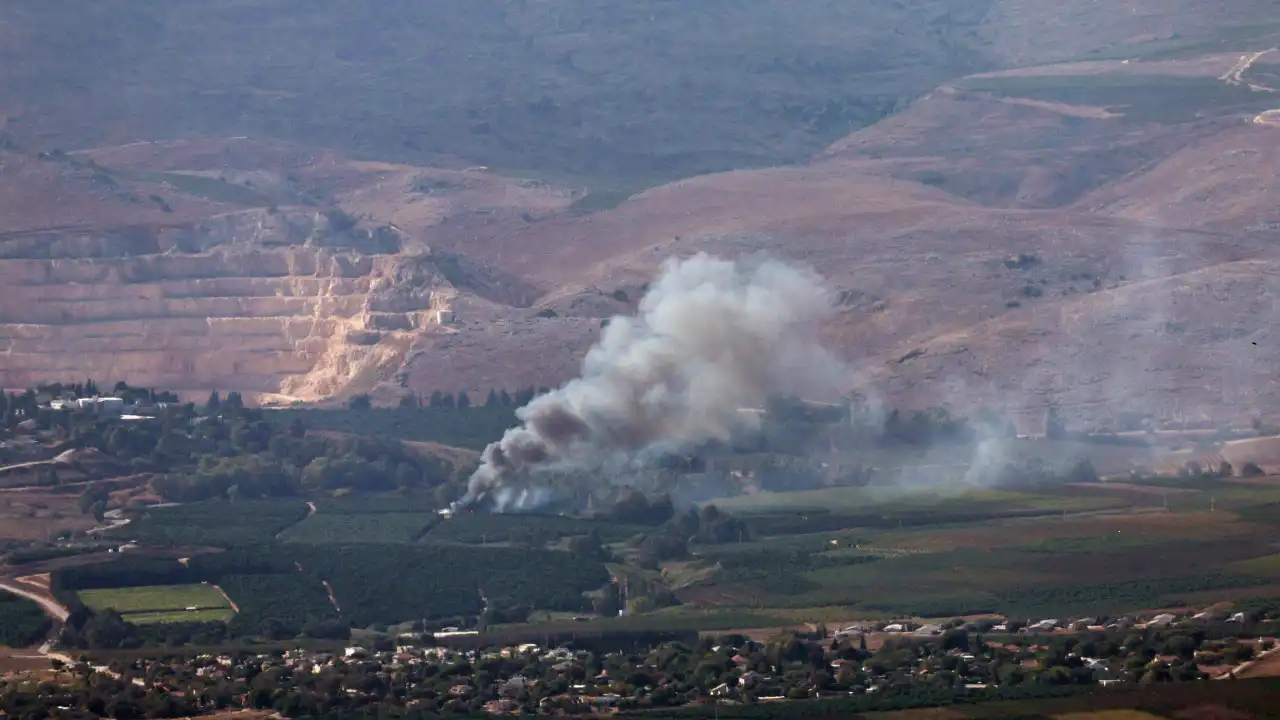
[[23, 606, 1277, 717]]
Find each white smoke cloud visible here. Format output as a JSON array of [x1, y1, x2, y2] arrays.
[[456, 252, 847, 511]]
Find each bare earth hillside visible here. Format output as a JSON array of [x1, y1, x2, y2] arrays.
[[1, 4, 1279, 430]]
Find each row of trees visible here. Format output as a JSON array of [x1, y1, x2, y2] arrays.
[[347, 385, 555, 410]]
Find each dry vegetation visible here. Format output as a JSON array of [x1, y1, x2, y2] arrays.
[[0, 2, 1277, 434]]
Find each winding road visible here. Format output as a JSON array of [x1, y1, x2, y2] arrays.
[[1220, 47, 1280, 125], [0, 575, 69, 622]]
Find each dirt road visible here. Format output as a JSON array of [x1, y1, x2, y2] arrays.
[[211, 584, 241, 613], [0, 575, 69, 622], [1221, 48, 1277, 91]]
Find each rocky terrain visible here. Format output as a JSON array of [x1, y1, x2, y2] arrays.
[[1, 2, 1279, 429]]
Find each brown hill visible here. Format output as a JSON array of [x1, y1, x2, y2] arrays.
[[2, 7, 1280, 430], [0, 141, 571, 403]]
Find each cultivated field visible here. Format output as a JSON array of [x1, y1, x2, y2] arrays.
[[280, 512, 435, 544], [77, 583, 233, 624]]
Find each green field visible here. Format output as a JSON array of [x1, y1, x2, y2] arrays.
[[111, 500, 310, 548], [280, 512, 436, 544], [711, 486, 1124, 516], [78, 584, 232, 615]]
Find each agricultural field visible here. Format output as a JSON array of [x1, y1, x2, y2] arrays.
[[111, 500, 310, 547], [219, 574, 340, 637], [280, 512, 436, 544], [77, 583, 231, 617], [423, 512, 648, 545], [666, 479, 1280, 620], [289, 543, 611, 626], [712, 487, 1125, 516]]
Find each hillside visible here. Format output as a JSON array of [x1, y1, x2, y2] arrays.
[[3, 1, 1277, 185], [1, 3, 1279, 430], [0, 140, 565, 403]]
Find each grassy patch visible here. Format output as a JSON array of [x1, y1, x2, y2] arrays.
[[78, 584, 230, 614]]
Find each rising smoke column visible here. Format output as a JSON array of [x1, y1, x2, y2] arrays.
[[457, 252, 846, 511]]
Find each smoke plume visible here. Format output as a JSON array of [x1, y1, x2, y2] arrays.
[[457, 252, 846, 511]]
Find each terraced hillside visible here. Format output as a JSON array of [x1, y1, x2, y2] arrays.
[[1, 4, 1279, 432], [0, 142, 559, 402]]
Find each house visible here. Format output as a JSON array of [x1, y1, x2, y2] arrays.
[[1146, 614, 1177, 628], [76, 397, 125, 415]]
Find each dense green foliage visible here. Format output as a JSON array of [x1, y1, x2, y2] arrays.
[[52, 542, 609, 639], [270, 407, 518, 451], [112, 501, 309, 547], [994, 573, 1273, 620], [219, 574, 343, 639], [0, 589, 52, 646], [289, 544, 610, 625], [4, 543, 114, 565], [424, 512, 646, 545], [282, 512, 438, 544]]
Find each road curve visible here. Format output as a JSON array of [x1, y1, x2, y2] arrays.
[[0, 576, 69, 622]]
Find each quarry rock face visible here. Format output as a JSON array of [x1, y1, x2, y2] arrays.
[[0, 207, 453, 402]]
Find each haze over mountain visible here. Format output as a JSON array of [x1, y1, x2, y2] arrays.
[[1, 1, 1279, 431]]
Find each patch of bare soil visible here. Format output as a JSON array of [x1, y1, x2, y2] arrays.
[[0, 490, 100, 541], [0, 646, 59, 681], [1221, 436, 1280, 473], [1233, 644, 1280, 679]]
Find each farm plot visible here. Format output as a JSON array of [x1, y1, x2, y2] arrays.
[[219, 574, 340, 636], [111, 500, 309, 547], [712, 486, 1124, 517], [423, 513, 648, 545], [78, 583, 231, 615], [280, 512, 435, 544]]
